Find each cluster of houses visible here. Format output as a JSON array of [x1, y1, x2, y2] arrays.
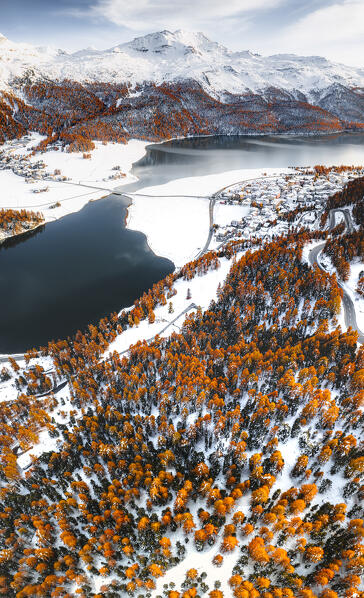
[[0, 139, 74, 193], [0, 147, 47, 182], [214, 168, 364, 244], [0, 138, 126, 187]]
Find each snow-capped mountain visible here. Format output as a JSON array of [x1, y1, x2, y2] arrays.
[[0, 30, 363, 144], [1, 29, 364, 100], [0, 33, 65, 87]]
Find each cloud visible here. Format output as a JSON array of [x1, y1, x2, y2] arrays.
[[85, 0, 284, 30], [57, 0, 364, 67], [276, 0, 364, 64]]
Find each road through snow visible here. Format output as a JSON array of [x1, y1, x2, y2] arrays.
[[309, 209, 363, 344]]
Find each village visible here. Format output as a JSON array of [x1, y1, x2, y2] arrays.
[[0, 140, 48, 187], [212, 166, 364, 245], [1, 133, 363, 266], [0, 137, 126, 195]]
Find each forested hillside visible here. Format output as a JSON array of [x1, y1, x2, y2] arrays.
[[1, 29, 364, 149], [1, 29, 364, 148], [0, 178, 362, 598], [0, 80, 356, 152]]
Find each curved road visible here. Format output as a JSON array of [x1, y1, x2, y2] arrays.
[[195, 174, 285, 260], [309, 209, 363, 344], [195, 178, 362, 344], [194, 177, 363, 345]]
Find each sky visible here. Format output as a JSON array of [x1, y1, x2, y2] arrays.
[[0, 0, 363, 67]]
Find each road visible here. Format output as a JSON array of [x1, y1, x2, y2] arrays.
[[194, 177, 363, 346], [195, 196, 216, 259], [337, 208, 354, 233], [0, 352, 25, 364], [309, 209, 363, 344], [114, 303, 198, 357]]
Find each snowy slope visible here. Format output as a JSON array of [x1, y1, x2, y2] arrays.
[[0, 33, 66, 88], [1, 29, 364, 100]]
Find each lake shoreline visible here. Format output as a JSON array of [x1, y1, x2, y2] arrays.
[[1, 131, 363, 243], [1, 132, 364, 355], [0, 220, 46, 245]]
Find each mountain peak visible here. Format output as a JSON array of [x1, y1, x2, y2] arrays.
[[115, 29, 222, 55], [171, 29, 213, 45], [0, 29, 363, 101]]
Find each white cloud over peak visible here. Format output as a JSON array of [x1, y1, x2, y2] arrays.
[[60, 0, 364, 68], [87, 0, 283, 30]]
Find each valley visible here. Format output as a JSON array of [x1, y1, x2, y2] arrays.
[[0, 26, 363, 598], [0, 133, 363, 353], [1, 30, 364, 152]]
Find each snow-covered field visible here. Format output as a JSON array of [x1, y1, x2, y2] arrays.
[[0, 134, 147, 223], [127, 194, 209, 266], [134, 167, 286, 197], [214, 202, 250, 227]]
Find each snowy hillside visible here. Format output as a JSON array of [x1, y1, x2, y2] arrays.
[[0, 175, 363, 597], [0, 29, 363, 143], [1, 29, 364, 100]]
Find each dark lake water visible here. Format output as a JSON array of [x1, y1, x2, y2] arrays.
[[1, 132, 363, 353], [0, 196, 173, 353]]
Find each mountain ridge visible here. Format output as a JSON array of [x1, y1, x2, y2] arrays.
[[0, 29, 363, 146], [0, 29, 363, 99]]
